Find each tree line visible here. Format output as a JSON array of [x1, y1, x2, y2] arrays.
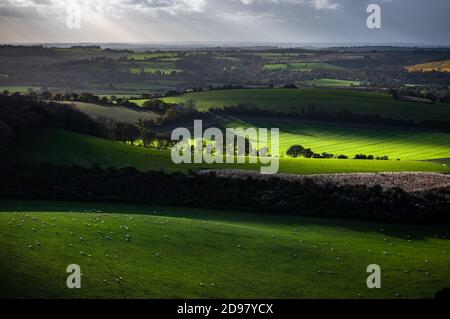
[[0, 162, 449, 224]]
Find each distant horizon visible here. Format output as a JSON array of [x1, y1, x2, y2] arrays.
[[2, 41, 450, 50]]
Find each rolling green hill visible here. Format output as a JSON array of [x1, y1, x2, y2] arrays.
[[0, 200, 449, 298], [7, 129, 450, 174], [131, 89, 450, 122]]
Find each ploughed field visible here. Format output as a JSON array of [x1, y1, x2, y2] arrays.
[[0, 200, 449, 299], [197, 170, 450, 193]]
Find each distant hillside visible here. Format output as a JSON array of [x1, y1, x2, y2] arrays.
[[132, 88, 450, 122], [406, 60, 450, 73]]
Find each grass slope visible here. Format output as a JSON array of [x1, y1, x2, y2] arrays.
[[226, 118, 450, 160], [70, 102, 159, 124], [136, 88, 450, 122], [7, 129, 450, 174], [0, 200, 449, 298]]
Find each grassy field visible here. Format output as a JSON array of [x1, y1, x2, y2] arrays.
[[406, 60, 450, 73], [130, 52, 180, 61], [69, 102, 159, 124], [301, 79, 361, 87], [264, 63, 343, 72], [8, 129, 450, 174], [0, 199, 449, 298], [128, 62, 182, 75], [226, 118, 450, 160], [0, 86, 41, 93], [137, 88, 450, 122]]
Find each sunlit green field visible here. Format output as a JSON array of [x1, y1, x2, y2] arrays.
[[0, 200, 449, 299], [226, 119, 450, 160], [8, 129, 450, 174], [132, 88, 450, 122]]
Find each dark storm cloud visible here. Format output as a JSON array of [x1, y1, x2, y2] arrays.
[[0, 0, 449, 45]]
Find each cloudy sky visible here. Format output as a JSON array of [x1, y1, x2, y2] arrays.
[[0, 0, 449, 45]]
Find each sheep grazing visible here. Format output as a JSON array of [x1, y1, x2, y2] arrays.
[[79, 237, 84, 241], [28, 244, 33, 249]]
